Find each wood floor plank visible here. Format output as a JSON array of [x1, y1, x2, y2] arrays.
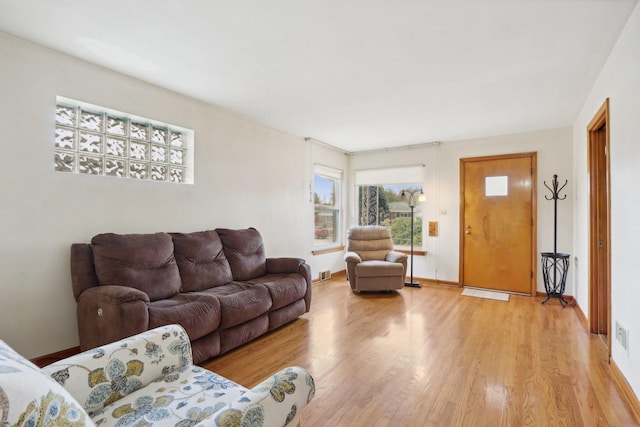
[[201, 279, 639, 426]]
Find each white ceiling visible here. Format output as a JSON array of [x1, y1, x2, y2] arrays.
[[0, 1, 637, 152]]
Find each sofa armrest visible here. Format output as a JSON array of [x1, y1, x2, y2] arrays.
[[42, 325, 193, 416], [386, 251, 408, 263], [266, 257, 305, 274], [77, 285, 150, 351], [208, 366, 315, 427], [267, 258, 312, 313]]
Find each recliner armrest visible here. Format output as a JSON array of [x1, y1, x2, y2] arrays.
[[76, 285, 150, 350], [80, 284, 150, 304], [266, 257, 305, 274], [344, 251, 362, 263], [386, 251, 408, 263]]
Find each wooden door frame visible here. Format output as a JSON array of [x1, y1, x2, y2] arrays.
[[587, 98, 612, 357], [459, 152, 538, 295]]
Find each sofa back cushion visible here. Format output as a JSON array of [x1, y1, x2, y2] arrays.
[[91, 233, 181, 301], [171, 230, 233, 291], [0, 339, 96, 426], [216, 228, 267, 280], [70, 243, 99, 301]]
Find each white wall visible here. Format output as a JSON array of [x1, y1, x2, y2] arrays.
[[349, 128, 574, 292], [572, 2, 640, 398], [0, 32, 324, 358]]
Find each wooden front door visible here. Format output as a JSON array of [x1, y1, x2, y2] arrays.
[[460, 153, 536, 295]]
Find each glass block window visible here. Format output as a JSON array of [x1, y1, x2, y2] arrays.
[[54, 97, 193, 184]]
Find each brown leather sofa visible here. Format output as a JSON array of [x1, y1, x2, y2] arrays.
[[70, 227, 311, 364]]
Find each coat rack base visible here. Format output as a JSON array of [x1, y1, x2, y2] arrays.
[[541, 252, 570, 307]]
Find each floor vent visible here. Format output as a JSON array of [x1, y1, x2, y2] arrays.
[[319, 270, 332, 281]]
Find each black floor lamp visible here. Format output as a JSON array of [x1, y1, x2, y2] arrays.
[[401, 188, 426, 288]]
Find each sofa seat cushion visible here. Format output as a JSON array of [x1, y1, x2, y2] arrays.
[[219, 314, 269, 354], [91, 364, 247, 427], [355, 260, 404, 277], [91, 233, 181, 301], [198, 282, 272, 329], [190, 332, 221, 365], [216, 228, 267, 280], [195, 281, 251, 297], [171, 230, 233, 292], [246, 274, 307, 310], [269, 299, 307, 331], [148, 294, 220, 340]]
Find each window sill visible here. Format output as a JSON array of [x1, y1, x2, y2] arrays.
[[394, 249, 427, 256], [312, 245, 345, 256]]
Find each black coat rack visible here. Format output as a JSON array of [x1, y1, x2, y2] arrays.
[[541, 175, 570, 306]]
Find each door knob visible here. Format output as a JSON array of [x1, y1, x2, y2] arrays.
[[465, 230, 471, 235]]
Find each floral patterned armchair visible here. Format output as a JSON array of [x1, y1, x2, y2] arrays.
[[0, 324, 315, 426]]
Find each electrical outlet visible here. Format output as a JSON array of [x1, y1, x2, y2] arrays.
[[615, 321, 629, 354]]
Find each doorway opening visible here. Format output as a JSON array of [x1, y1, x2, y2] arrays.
[[587, 98, 611, 357]]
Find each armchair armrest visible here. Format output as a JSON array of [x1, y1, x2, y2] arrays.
[[208, 366, 315, 427], [344, 251, 362, 264], [344, 251, 362, 286], [42, 325, 192, 415], [76, 285, 150, 350], [266, 257, 305, 274], [386, 251, 408, 278], [386, 251, 408, 263]]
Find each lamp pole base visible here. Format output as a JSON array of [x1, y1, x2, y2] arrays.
[[404, 282, 422, 288]]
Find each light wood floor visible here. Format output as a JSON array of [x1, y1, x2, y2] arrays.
[[202, 279, 639, 426]]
